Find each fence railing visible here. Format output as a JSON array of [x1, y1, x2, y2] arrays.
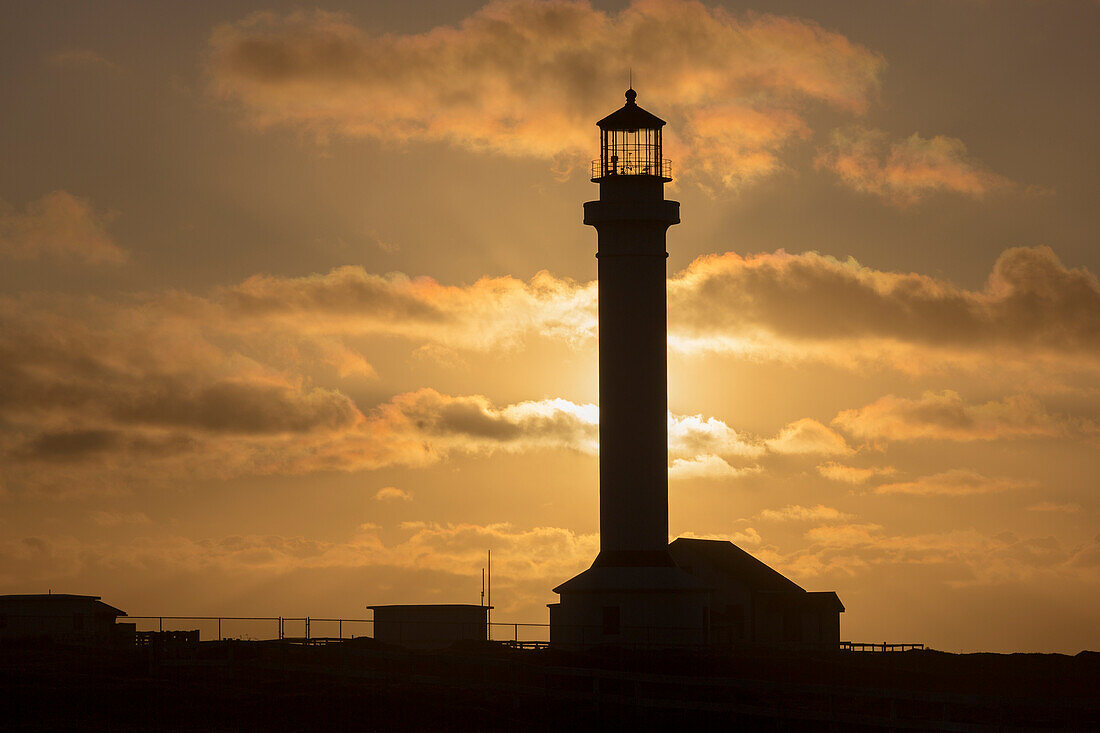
[[120, 616, 920, 652], [841, 642, 924, 652], [123, 616, 552, 644], [124, 616, 374, 642]]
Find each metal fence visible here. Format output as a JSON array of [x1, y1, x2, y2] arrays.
[[122, 615, 918, 652], [124, 616, 553, 644], [840, 642, 924, 652], [125, 616, 373, 642]]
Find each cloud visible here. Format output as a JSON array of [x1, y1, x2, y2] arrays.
[[833, 390, 1079, 444], [668, 455, 760, 480], [207, 0, 884, 189], [224, 266, 597, 351], [4, 282, 850, 494], [786, 523, 1100, 586], [1027, 502, 1080, 513], [0, 294, 362, 439], [0, 191, 125, 264], [765, 418, 852, 455], [757, 504, 852, 522], [367, 388, 600, 458], [374, 487, 411, 502], [0, 289, 844, 494], [667, 412, 763, 459], [816, 462, 895, 484], [678, 528, 763, 546], [804, 522, 884, 546], [815, 127, 1010, 205], [3, 239, 1094, 494], [667, 246, 1100, 374], [873, 469, 1034, 496], [89, 511, 151, 527], [203, 244, 1100, 379]]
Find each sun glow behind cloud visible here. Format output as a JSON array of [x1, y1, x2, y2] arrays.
[[2, 241, 1096, 497]]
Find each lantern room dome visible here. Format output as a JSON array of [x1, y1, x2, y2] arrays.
[[597, 88, 666, 130]]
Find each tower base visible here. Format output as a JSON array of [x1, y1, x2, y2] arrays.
[[549, 564, 711, 650]]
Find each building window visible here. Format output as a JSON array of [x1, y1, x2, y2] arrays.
[[602, 606, 620, 636]]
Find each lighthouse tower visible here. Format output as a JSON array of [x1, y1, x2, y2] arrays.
[[549, 90, 710, 648]]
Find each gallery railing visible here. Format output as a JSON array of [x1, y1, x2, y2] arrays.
[[591, 157, 673, 179]]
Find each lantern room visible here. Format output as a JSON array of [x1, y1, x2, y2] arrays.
[[592, 88, 672, 181]]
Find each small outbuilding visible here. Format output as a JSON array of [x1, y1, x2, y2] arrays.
[[669, 538, 844, 647], [367, 604, 491, 650], [0, 594, 131, 645]]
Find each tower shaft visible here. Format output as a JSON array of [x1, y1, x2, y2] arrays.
[[584, 177, 679, 566]]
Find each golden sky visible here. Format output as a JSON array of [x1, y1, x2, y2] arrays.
[[1, 0, 1097, 653]]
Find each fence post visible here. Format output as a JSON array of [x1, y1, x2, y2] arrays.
[[218, 617, 221, 641], [514, 623, 518, 642], [159, 617, 162, 632], [339, 619, 342, 639]]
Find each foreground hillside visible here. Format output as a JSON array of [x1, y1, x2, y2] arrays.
[[2, 639, 1097, 731]]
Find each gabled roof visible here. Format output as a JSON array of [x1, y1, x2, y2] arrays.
[[806, 591, 845, 613], [597, 89, 666, 130], [553, 564, 711, 595], [669, 538, 804, 593]]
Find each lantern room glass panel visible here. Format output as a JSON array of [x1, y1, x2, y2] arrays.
[[601, 128, 662, 177]]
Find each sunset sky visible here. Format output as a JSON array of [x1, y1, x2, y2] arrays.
[[1, 0, 1097, 653]]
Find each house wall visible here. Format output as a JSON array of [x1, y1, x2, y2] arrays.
[[671, 560, 753, 643], [550, 589, 711, 649]]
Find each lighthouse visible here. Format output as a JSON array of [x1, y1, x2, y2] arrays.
[[549, 90, 711, 648]]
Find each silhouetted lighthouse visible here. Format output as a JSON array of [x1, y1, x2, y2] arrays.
[[550, 90, 710, 648], [587, 89, 678, 568]]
